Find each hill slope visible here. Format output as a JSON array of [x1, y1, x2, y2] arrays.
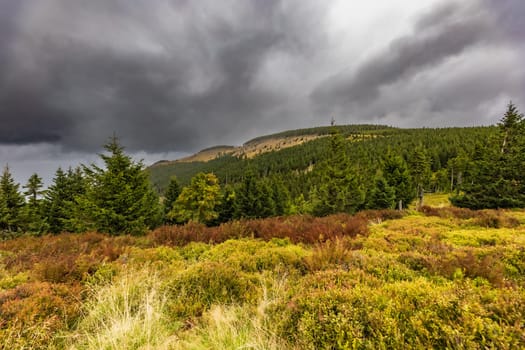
[[148, 124, 495, 193]]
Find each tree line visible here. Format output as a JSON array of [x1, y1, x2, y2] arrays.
[[1, 104, 523, 237]]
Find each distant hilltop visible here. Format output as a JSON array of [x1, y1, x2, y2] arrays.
[[152, 124, 395, 165]]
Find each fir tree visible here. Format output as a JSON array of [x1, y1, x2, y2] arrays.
[[409, 146, 431, 209], [312, 132, 364, 216], [43, 167, 86, 234], [75, 136, 162, 235], [21, 173, 47, 235], [452, 103, 525, 209], [383, 151, 415, 210], [366, 173, 396, 210], [0, 165, 25, 235], [163, 176, 182, 223]]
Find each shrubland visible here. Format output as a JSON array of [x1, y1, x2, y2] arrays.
[[1, 198, 525, 349]]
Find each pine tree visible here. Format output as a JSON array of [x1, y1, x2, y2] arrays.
[[21, 173, 47, 235], [366, 173, 396, 210], [409, 146, 431, 209], [75, 136, 162, 235], [233, 169, 276, 219], [452, 103, 525, 208], [163, 176, 182, 223], [0, 165, 25, 235], [43, 167, 86, 234], [312, 132, 364, 216], [212, 185, 236, 225], [383, 151, 415, 210]]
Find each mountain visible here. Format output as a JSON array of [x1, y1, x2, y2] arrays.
[[147, 124, 495, 194]]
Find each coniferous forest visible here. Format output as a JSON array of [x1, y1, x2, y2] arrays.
[[1, 104, 525, 348]]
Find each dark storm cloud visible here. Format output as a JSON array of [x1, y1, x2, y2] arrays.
[[0, 0, 325, 152]]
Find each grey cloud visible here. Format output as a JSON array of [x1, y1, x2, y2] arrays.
[[486, 0, 525, 43], [311, 1, 497, 116]]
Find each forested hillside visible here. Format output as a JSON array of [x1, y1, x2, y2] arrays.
[[148, 124, 496, 224], [148, 125, 494, 192]]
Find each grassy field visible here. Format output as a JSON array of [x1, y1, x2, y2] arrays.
[[1, 195, 525, 349]]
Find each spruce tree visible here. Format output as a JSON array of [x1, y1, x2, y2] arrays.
[[212, 185, 236, 225], [163, 176, 182, 223], [383, 151, 415, 210], [24, 173, 44, 205], [75, 136, 162, 235], [21, 173, 47, 235], [409, 146, 431, 209], [269, 175, 291, 216], [234, 169, 276, 219], [366, 173, 396, 210], [43, 167, 86, 234], [312, 132, 364, 216], [0, 165, 25, 235], [452, 103, 525, 208]]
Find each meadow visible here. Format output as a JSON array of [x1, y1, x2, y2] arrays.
[[1, 195, 524, 349]]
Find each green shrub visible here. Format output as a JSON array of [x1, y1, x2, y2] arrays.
[[200, 239, 308, 273], [165, 261, 260, 319], [178, 242, 211, 261], [269, 277, 525, 349]]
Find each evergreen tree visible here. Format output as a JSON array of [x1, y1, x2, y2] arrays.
[[21, 173, 48, 235], [312, 132, 364, 216], [366, 173, 396, 210], [383, 151, 415, 209], [75, 137, 162, 235], [234, 169, 276, 219], [257, 178, 277, 218], [168, 172, 222, 225], [163, 176, 182, 223], [269, 175, 291, 216], [452, 103, 525, 208], [43, 167, 86, 234], [211, 185, 236, 225], [409, 146, 431, 209], [24, 173, 44, 205], [0, 165, 25, 235]]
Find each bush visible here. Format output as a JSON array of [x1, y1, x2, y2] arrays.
[[165, 261, 260, 319], [304, 237, 358, 271], [0, 282, 82, 349], [269, 277, 525, 349], [150, 213, 371, 246], [200, 239, 308, 273]]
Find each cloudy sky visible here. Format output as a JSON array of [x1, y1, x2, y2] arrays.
[[1, 0, 524, 185]]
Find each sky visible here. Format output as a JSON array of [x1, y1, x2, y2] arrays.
[[1, 0, 524, 186]]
